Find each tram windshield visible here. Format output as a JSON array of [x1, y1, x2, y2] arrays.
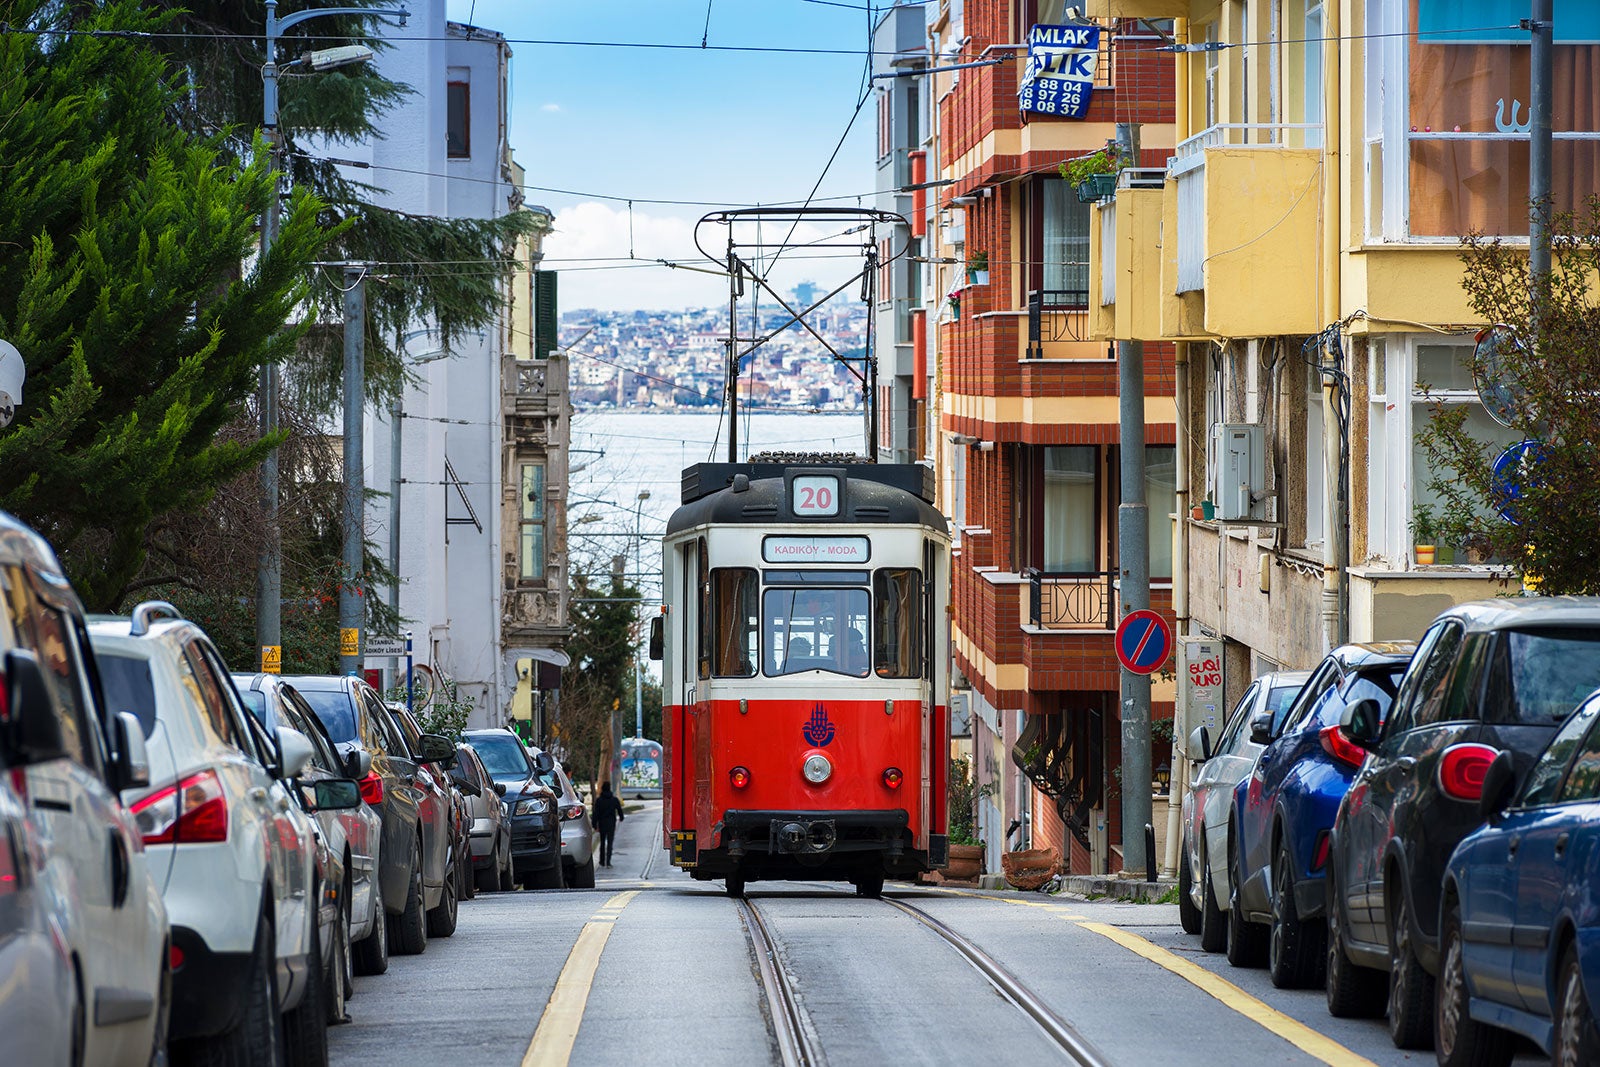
[[764, 586, 872, 678]]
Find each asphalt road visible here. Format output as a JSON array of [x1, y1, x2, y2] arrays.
[[329, 803, 1542, 1066]]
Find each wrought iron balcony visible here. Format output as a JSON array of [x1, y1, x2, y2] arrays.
[[1025, 289, 1094, 359], [1023, 567, 1115, 630]]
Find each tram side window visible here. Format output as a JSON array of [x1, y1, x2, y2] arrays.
[[696, 538, 710, 680], [764, 586, 871, 678], [710, 568, 758, 677], [874, 568, 923, 679]]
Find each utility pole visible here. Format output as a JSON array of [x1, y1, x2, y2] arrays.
[[1114, 121, 1152, 878], [340, 266, 367, 676], [633, 489, 651, 738], [1528, 0, 1553, 285]]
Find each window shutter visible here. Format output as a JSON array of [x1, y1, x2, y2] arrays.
[[534, 271, 559, 359]]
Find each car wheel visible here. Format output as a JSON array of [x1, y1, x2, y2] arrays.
[[725, 874, 746, 898], [326, 890, 350, 1026], [1554, 944, 1600, 1067], [475, 856, 499, 894], [457, 850, 475, 902], [498, 838, 515, 892], [533, 860, 564, 890], [352, 885, 389, 976], [426, 856, 459, 937], [1178, 835, 1202, 935], [282, 914, 329, 1067], [1198, 841, 1227, 954], [1227, 842, 1267, 968], [390, 838, 428, 956], [147, 948, 170, 1067], [178, 911, 284, 1067], [1435, 901, 1513, 1067], [1268, 841, 1325, 989], [1387, 884, 1436, 1050], [573, 855, 597, 890], [1325, 868, 1386, 1018]]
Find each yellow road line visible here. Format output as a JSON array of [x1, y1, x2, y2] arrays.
[[521, 891, 639, 1067], [1076, 922, 1378, 1067]]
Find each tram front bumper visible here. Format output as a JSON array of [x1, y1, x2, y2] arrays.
[[718, 809, 910, 857]]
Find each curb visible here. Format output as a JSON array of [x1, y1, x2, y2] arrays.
[[1055, 875, 1178, 903]]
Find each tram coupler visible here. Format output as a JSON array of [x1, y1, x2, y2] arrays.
[[771, 818, 837, 855]]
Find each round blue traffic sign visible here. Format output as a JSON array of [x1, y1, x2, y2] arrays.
[[1490, 440, 1549, 526], [1116, 609, 1172, 676]]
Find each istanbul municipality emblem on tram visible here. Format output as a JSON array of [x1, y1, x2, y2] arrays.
[[803, 705, 836, 747]]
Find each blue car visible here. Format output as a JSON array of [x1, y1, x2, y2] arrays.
[[1229, 642, 1413, 988], [1435, 689, 1600, 1067]]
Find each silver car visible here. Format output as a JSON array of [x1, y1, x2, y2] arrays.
[[1179, 669, 1310, 954], [453, 742, 512, 893], [544, 759, 597, 889]]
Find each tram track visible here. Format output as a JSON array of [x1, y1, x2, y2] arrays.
[[737, 890, 1111, 1067]]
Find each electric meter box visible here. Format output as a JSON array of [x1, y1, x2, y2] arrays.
[[1211, 423, 1265, 521]]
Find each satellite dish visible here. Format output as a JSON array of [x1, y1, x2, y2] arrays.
[[1473, 324, 1529, 429], [1490, 440, 1549, 525]]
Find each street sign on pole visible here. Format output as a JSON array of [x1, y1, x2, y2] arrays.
[[364, 635, 407, 658], [1116, 609, 1172, 676]]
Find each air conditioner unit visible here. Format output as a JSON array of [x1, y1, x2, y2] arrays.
[[1210, 423, 1266, 521]]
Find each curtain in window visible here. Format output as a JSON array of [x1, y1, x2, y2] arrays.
[[1042, 181, 1090, 298], [1146, 446, 1176, 578], [1043, 447, 1096, 572]]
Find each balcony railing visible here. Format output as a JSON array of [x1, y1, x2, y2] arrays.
[[1170, 122, 1324, 174], [1025, 289, 1092, 358], [1023, 568, 1115, 630]]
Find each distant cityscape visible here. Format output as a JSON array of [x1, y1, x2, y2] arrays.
[[562, 285, 873, 411]]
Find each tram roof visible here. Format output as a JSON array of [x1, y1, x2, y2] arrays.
[[667, 461, 947, 536]]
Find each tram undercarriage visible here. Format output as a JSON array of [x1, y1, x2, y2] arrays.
[[680, 809, 936, 891]]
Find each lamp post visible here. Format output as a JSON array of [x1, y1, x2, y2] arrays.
[[256, 0, 408, 674], [633, 489, 651, 738]]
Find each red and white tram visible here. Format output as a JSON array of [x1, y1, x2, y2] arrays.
[[654, 457, 950, 897]]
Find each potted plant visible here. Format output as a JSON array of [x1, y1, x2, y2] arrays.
[[943, 757, 984, 882], [1411, 503, 1437, 566], [947, 292, 960, 320], [1060, 144, 1127, 203], [965, 250, 989, 286]]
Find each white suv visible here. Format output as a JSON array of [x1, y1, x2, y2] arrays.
[[92, 603, 336, 1067], [0, 512, 168, 1066]]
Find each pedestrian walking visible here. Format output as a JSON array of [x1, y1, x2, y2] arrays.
[[595, 781, 624, 867]]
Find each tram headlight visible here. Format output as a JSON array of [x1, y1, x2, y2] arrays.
[[729, 766, 751, 789], [882, 767, 904, 790], [802, 753, 832, 784]]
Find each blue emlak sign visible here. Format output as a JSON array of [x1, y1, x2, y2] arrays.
[[1018, 23, 1100, 118]]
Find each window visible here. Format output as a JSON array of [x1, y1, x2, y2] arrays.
[[873, 568, 923, 679], [1410, 343, 1521, 554], [696, 538, 711, 680], [1040, 180, 1090, 298], [182, 643, 244, 750], [98, 652, 157, 740], [1324, 667, 1406, 728], [1302, 3, 1324, 149], [520, 462, 546, 581], [1519, 697, 1598, 806], [1408, 620, 1465, 727], [1147, 445, 1176, 578], [1388, 620, 1448, 737], [1, 565, 96, 770], [712, 569, 758, 677], [763, 584, 870, 678], [1043, 447, 1097, 571], [299, 688, 360, 746], [1278, 660, 1337, 735], [1215, 682, 1260, 754], [1484, 628, 1600, 726], [447, 80, 470, 158], [1558, 712, 1600, 803]]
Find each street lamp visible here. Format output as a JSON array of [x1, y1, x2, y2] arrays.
[[256, 0, 408, 675], [633, 489, 651, 738]]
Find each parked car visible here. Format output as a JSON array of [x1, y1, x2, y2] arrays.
[[547, 757, 597, 889], [453, 741, 513, 893], [389, 704, 474, 906], [462, 728, 562, 889], [0, 514, 168, 1067], [1435, 691, 1600, 1067], [379, 701, 466, 923], [1327, 598, 1600, 1049], [290, 675, 455, 956], [1180, 669, 1311, 952], [1230, 643, 1413, 987], [92, 601, 340, 1066], [236, 672, 384, 1021]]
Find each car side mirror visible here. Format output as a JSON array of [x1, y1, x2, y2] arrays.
[[2, 649, 68, 765], [493, 781, 508, 797], [111, 711, 150, 791], [649, 616, 664, 661], [277, 727, 316, 779], [303, 778, 362, 812], [454, 774, 481, 798], [1248, 710, 1273, 746], [1340, 698, 1383, 747], [343, 748, 372, 780], [1478, 749, 1520, 820], [1187, 725, 1213, 763], [416, 733, 455, 766], [533, 750, 555, 775]]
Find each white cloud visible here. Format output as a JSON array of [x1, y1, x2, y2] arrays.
[[542, 202, 869, 313], [539, 103, 561, 113]]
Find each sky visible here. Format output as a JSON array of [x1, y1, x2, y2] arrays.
[[442, 0, 906, 311]]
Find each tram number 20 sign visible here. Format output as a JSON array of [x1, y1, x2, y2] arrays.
[[791, 474, 841, 517]]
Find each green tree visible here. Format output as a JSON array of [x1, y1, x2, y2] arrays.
[[0, 0, 333, 609], [1419, 198, 1600, 594], [554, 572, 641, 783]]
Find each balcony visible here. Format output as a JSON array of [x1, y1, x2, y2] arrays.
[[1024, 289, 1095, 360], [1023, 569, 1114, 631], [1088, 168, 1166, 343], [1166, 124, 1323, 338], [511, 359, 548, 415]]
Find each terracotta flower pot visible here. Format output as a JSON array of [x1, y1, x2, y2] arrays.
[[943, 843, 983, 882]]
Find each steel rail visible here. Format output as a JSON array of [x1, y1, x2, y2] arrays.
[[882, 896, 1113, 1067], [738, 899, 822, 1067]]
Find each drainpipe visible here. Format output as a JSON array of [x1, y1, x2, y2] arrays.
[[1162, 341, 1191, 878], [1319, 0, 1345, 651], [1174, 19, 1190, 141]]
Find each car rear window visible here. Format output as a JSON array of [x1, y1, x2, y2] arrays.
[[97, 651, 157, 738], [1319, 666, 1405, 727], [1490, 628, 1600, 725], [297, 688, 358, 744]]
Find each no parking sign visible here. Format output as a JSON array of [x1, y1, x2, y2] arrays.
[[1115, 609, 1172, 676]]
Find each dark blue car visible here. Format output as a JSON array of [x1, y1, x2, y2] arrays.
[[1229, 642, 1413, 988], [1435, 690, 1600, 1067]]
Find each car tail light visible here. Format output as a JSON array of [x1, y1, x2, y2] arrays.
[[169, 943, 185, 971], [729, 766, 751, 789], [130, 770, 228, 845], [1311, 830, 1331, 872], [359, 771, 384, 806], [1319, 725, 1368, 770], [1438, 743, 1500, 801], [561, 804, 585, 821], [883, 767, 904, 790], [0, 827, 19, 896]]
